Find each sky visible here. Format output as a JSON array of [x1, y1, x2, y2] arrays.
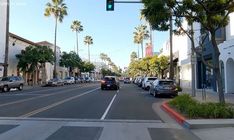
[[9, 0, 169, 69]]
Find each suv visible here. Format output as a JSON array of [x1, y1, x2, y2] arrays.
[[142, 77, 157, 90], [101, 76, 119, 90], [0, 76, 24, 92]]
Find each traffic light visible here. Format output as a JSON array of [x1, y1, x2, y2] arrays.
[[106, 0, 114, 11]]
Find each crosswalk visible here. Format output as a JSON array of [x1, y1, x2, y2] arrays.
[[0, 117, 182, 140]]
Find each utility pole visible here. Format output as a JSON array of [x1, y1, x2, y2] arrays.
[[169, 15, 174, 80], [191, 23, 196, 97], [3, 0, 10, 77]]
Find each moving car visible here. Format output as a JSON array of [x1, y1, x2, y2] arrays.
[[123, 77, 131, 84], [64, 77, 75, 85], [142, 77, 157, 90], [47, 78, 64, 86], [0, 76, 24, 92], [149, 79, 178, 97], [101, 76, 119, 90]]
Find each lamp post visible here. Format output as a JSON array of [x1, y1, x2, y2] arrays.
[[3, 0, 10, 77]]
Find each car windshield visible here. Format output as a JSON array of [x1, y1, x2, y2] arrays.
[[159, 81, 174, 86]]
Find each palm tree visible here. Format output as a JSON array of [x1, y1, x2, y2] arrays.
[[71, 20, 83, 55], [84, 36, 93, 62], [44, 0, 68, 78], [133, 25, 149, 58], [134, 35, 141, 59]]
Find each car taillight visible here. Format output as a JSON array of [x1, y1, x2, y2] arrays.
[[101, 80, 106, 84]]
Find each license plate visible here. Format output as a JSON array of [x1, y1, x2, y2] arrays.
[[107, 85, 110, 87]]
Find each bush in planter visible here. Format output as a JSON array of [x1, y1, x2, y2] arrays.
[[169, 94, 234, 119]]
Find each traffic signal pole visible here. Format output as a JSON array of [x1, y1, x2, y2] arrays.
[[114, 1, 142, 3]]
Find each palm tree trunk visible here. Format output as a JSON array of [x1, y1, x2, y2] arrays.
[[138, 45, 140, 59], [88, 45, 90, 62], [3, 0, 10, 77], [141, 41, 143, 58], [169, 15, 174, 80], [53, 17, 58, 78], [76, 31, 79, 55]]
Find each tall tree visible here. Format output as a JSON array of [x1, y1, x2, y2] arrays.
[[142, 0, 174, 80], [44, 0, 68, 78], [71, 20, 83, 55], [60, 51, 82, 76], [130, 52, 138, 62], [84, 36, 93, 62], [133, 35, 141, 58], [133, 25, 149, 58], [16, 46, 54, 85]]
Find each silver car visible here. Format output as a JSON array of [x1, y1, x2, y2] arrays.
[[149, 79, 178, 97], [0, 76, 24, 92]]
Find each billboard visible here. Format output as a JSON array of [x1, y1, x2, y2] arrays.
[[145, 43, 153, 57]]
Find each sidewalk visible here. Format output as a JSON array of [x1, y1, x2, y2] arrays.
[[181, 88, 234, 104]]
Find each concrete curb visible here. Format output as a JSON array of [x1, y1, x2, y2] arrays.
[[161, 101, 234, 129], [161, 101, 186, 125]]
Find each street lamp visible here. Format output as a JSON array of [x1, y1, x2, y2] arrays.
[[3, 0, 10, 77]]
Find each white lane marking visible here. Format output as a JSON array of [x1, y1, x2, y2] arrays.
[[0, 85, 98, 107], [101, 93, 117, 120], [20, 87, 100, 117]]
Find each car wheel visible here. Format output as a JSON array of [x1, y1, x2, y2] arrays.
[[2, 86, 9, 92], [101, 87, 104, 90], [18, 84, 23, 91], [146, 86, 150, 91]]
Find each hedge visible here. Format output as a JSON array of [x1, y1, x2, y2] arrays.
[[169, 94, 234, 119]]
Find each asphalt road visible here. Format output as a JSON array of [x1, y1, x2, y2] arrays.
[[0, 82, 200, 140]]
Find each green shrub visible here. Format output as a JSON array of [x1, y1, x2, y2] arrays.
[[168, 94, 234, 119]]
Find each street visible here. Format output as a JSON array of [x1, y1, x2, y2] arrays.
[[0, 82, 200, 140]]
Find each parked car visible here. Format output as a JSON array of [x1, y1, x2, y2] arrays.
[[137, 77, 144, 87], [0, 76, 24, 92], [47, 78, 64, 86], [123, 77, 131, 84], [142, 77, 157, 90], [64, 77, 75, 85], [149, 79, 178, 97], [101, 76, 120, 90]]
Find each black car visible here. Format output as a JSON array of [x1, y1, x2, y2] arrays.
[[123, 77, 131, 84], [101, 76, 119, 90]]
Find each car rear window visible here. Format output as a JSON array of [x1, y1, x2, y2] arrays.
[[104, 77, 115, 81], [159, 81, 173, 85], [148, 78, 157, 81]]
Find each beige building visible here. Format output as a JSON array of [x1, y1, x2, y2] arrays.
[[4, 33, 68, 85]]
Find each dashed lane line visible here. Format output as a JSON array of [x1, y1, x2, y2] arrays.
[[20, 87, 100, 117], [0, 85, 99, 108]]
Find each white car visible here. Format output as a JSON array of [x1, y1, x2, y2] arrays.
[[142, 77, 157, 90], [64, 77, 75, 85]]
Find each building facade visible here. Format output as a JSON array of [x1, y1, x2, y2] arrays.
[[37, 41, 68, 81], [218, 13, 234, 94], [0, 0, 7, 76]]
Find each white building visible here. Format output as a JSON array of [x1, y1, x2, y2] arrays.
[[0, 0, 7, 76], [218, 13, 234, 94], [158, 21, 201, 89], [37, 41, 68, 81]]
